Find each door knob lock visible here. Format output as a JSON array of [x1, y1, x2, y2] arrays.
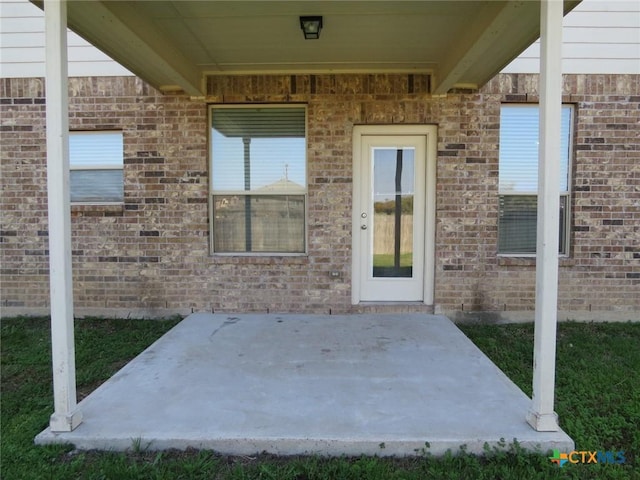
[[361, 224, 367, 230]]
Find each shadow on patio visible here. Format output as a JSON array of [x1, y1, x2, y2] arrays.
[[35, 313, 573, 456]]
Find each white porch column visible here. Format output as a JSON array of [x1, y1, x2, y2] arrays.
[[527, 0, 563, 432], [45, 0, 82, 432]]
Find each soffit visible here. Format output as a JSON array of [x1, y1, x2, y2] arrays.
[[32, 1, 581, 96]]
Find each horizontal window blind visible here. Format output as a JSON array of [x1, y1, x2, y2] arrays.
[[498, 195, 568, 255], [70, 170, 123, 203], [213, 108, 305, 138], [498, 195, 538, 253], [499, 105, 571, 193], [69, 131, 123, 169], [213, 195, 305, 253]]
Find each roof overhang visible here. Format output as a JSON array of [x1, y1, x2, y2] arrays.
[[32, 0, 581, 96]]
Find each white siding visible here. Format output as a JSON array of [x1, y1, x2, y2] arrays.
[[0, 0, 131, 78], [503, 0, 640, 74]]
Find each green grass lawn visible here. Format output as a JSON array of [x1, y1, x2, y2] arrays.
[[2, 317, 638, 479], [373, 253, 413, 268]]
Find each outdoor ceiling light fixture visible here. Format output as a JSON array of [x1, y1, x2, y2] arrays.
[[300, 16, 323, 40]]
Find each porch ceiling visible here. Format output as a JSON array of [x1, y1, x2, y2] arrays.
[[32, 1, 580, 96]]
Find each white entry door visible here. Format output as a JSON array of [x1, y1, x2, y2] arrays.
[[352, 126, 436, 304]]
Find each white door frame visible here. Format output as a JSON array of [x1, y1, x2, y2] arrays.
[[351, 125, 437, 305]]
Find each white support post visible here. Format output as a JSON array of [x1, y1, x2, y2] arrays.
[[527, 0, 563, 432], [45, 0, 82, 432]]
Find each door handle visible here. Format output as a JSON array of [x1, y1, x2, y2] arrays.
[[361, 224, 367, 230]]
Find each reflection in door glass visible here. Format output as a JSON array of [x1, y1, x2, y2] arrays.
[[372, 147, 415, 277]]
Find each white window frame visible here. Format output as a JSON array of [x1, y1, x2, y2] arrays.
[[498, 104, 573, 257], [208, 104, 308, 256], [69, 130, 124, 204]]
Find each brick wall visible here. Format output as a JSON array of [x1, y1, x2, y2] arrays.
[[473, 74, 640, 320], [1, 73, 638, 319]]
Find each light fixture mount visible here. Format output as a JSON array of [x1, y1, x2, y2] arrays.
[[300, 16, 323, 40]]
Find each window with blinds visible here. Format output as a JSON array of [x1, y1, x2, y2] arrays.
[[69, 131, 124, 203], [210, 106, 307, 254], [498, 105, 572, 255]]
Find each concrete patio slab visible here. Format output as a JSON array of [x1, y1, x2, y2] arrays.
[[35, 313, 574, 456]]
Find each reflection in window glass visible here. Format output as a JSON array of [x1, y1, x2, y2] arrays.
[[372, 148, 415, 277], [211, 107, 306, 253]]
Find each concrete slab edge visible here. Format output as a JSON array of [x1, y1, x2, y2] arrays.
[[3, 306, 638, 322], [35, 430, 574, 457]]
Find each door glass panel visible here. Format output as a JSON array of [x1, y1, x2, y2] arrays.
[[372, 147, 415, 277]]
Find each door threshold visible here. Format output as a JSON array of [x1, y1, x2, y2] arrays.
[[358, 301, 427, 306], [351, 302, 434, 314]]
